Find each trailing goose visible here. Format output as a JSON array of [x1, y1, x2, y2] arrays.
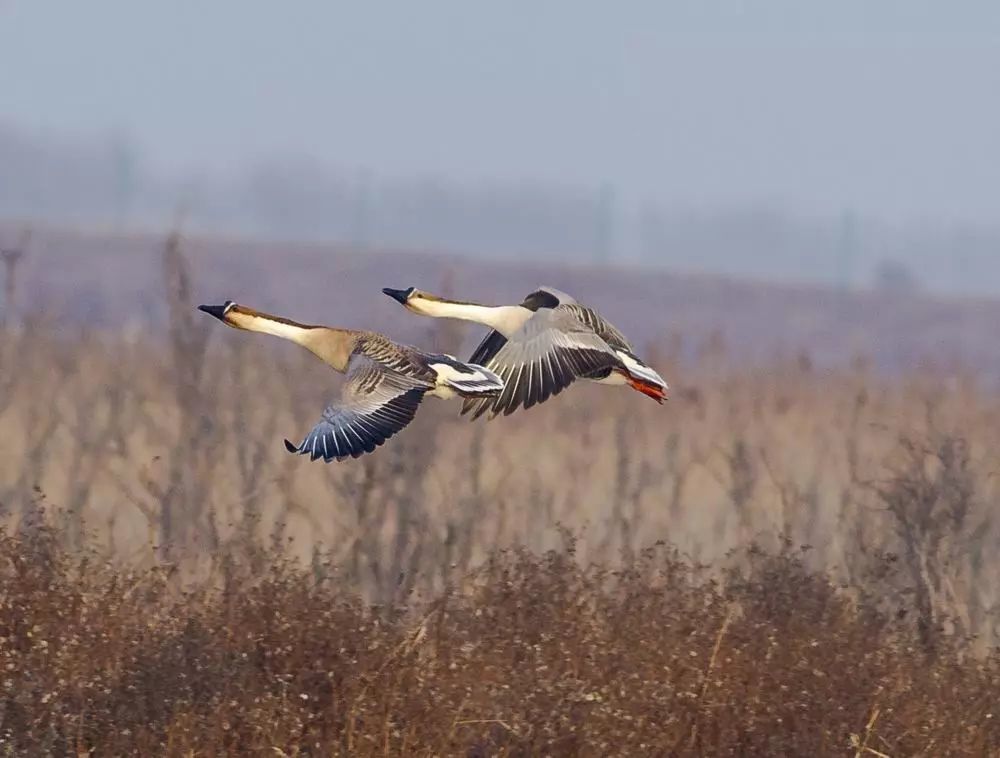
[[197, 301, 504, 461], [381, 286, 668, 419]]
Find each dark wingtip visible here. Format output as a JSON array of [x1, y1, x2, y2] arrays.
[[197, 301, 233, 321], [283, 439, 298, 454], [382, 287, 413, 305]]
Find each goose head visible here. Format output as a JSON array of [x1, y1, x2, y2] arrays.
[[382, 286, 444, 315], [197, 300, 238, 325], [381, 286, 415, 307]]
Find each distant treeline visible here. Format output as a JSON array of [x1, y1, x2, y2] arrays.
[[2, 122, 998, 294]]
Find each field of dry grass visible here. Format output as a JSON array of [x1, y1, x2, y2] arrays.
[[3, 526, 999, 755], [1, 230, 1000, 754]]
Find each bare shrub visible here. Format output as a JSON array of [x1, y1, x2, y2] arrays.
[[2, 229, 1000, 751], [0, 531, 998, 755], [872, 428, 995, 653], [2, 239, 999, 644]]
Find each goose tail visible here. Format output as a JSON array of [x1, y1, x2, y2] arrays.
[[445, 363, 505, 398], [430, 358, 505, 398], [617, 351, 669, 404]]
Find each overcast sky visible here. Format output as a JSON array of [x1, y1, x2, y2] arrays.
[[2, 1, 999, 223]]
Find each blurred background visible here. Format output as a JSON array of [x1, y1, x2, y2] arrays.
[[1, 2, 999, 642], [5, 6, 1000, 750], [2, 2, 999, 290]]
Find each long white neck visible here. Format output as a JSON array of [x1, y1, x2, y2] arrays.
[[410, 299, 532, 337], [226, 307, 355, 372], [234, 311, 311, 342]]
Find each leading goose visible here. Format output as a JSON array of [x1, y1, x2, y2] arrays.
[[197, 301, 504, 461], [381, 286, 668, 419]]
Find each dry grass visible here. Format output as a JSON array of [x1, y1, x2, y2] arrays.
[[1, 526, 998, 755], [1, 231, 999, 753]]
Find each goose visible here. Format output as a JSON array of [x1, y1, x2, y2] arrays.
[[197, 301, 504, 461], [381, 286, 668, 419]]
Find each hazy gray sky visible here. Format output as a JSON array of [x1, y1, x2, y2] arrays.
[[3, 1, 999, 223]]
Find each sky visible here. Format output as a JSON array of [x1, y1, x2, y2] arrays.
[[2, 1, 999, 224]]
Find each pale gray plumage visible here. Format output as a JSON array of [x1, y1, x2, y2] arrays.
[[287, 354, 431, 462], [465, 305, 624, 418], [288, 337, 503, 461], [381, 284, 670, 420], [197, 301, 504, 462]]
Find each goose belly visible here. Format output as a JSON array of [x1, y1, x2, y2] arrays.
[[429, 384, 458, 399], [591, 371, 627, 386]]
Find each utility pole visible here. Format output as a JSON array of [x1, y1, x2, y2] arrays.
[[834, 209, 859, 323], [595, 181, 616, 264], [1, 227, 31, 328], [837, 210, 858, 293], [351, 168, 373, 250], [110, 135, 137, 229]]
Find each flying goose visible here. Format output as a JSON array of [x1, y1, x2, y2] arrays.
[[197, 301, 504, 461], [381, 286, 668, 419]]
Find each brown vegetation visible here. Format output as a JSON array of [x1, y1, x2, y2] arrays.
[[1, 231, 999, 754], [2, 526, 999, 755]]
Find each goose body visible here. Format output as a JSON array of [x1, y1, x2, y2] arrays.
[[381, 286, 669, 419], [197, 301, 504, 461]]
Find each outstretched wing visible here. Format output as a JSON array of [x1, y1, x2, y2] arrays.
[[462, 307, 622, 419], [284, 356, 431, 462], [468, 327, 508, 366], [468, 288, 631, 364], [562, 304, 633, 353], [466, 286, 568, 366]]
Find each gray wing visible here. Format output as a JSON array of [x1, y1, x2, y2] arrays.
[[468, 327, 508, 366], [284, 356, 432, 462], [354, 332, 438, 383], [462, 306, 623, 419], [469, 290, 632, 366], [562, 304, 633, 353]]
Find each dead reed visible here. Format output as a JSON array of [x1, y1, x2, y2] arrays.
[[1, 231, 999, 753], [0, 525, 998, 755]]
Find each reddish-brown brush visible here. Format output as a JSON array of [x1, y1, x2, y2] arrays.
[[1, 231, 1000, 754], [1, 526, 999, 756]]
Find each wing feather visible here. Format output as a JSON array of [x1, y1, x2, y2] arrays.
[[563, 303, 632, 352], [461, 306, 622, 419], [468, 328, 508, 366], [284, 355, 431, 462]]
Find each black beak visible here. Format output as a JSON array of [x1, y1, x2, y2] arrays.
[[197, 303, 231, 322], [382, 287, 412, 305]]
